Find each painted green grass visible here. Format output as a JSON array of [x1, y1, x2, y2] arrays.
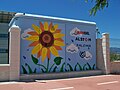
[[67, 62, 96, 71], [22, 55, 96, 74], [22, 63, 36, 74]]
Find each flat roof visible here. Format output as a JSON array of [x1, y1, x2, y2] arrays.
[[0, 11, 16, 23], [12, 13, 96, 25]]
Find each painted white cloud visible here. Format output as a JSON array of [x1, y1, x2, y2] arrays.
[[66, 43, 79, 54], [84, 51, 92, 60], [70, 27, 82, 37], [21, 28, 34, 40]]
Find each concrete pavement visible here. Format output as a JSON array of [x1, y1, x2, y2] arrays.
[[0, 75, 120, 90]]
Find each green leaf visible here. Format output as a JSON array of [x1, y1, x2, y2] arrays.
[[87, 63, 92, 70], [65, 69, 68, 72], [49, 63, 55, 72], [33, 68, 37, 73], [67, 63, 73, 71], [86, 67, 89, 70], [89, 0, 109, 16], [22, 65, 27, 74], [92, 64, 96, 70], [74, 64, 77, 71], [77, 63, 83, 70], [26, 63, 33, 74], [74, 63, 83, 71], [53, 66, 57, 72], [31, 55, 38, 64], [37, 64, 47, 70], [54, 57, 63, 65], [60, 62, 65, 72], [83, 64, 87, 70], [41, 68, 45, 73]]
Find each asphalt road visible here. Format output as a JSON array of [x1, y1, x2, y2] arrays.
[[0, 75, 120, 90]]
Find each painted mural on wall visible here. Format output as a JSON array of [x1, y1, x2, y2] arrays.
[[21, 21, 66, 74], [65, 25, 96, 72], [19, 18, 96, 74]]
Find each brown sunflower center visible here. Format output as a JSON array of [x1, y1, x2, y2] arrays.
[[39, 31, 54, 47]]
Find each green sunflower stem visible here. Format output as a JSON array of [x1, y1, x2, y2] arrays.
[[37, 64, 47, 70], [46, 58, 50, 72], [49, 63, 55, 72]]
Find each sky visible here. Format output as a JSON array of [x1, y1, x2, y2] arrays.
[[0, 0, 120, 39]]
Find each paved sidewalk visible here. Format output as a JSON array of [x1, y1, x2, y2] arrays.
[[0, 75, 120, 90]]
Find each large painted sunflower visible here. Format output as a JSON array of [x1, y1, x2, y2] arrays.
[[25, 22, 65, 62]]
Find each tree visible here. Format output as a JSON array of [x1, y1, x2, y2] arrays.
[[85, 0, 109, 16]]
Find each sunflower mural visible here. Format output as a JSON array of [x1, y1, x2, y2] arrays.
[[22, 22, 65, 74], [21, 21, 96, 74]]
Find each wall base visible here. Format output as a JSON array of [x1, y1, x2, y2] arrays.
[[110, 61, 120, 74], [20, 70, 103, 81]]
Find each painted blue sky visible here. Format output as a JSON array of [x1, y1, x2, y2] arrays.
[[0, 0, 120, 39]]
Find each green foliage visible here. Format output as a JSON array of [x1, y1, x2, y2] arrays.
[[29, 55, 96, 73], [92, 64, 96, 70], [31, 55, 64, 73], [49, 63, 55, 72], [85, 0, 109, 16], [22, 64, 36, 74], [22, 65, 27, 74], [25, 63, 33, 74], [67, 63, 73, 71], [74, 62, 83, 71], [54, 57, 63, 65], [33, 68, 37, 73], [31, 55, 38, 64], [86, 62, 92, 70], [53, 66, 57, 72], [110, 53, 120, 62], [37, 64, 47, 71], [60, 62, 65, 72], [67, 62, 95, 71], [41, 68, 45, 73], [83, 64, 87, 70]]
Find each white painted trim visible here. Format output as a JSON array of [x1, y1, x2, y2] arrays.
[[14, 13, 96, 25], [35, 75, 113, 82], [0, 64, 10, 66], [48, 87, 74, 90], [0, 82, 19, 85], [97, 81, 119, 85]]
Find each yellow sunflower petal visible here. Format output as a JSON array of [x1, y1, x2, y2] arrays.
[[50, 24, 58, 33], [25, 36, 39, 41], [44, 22, 48, 31], [50, 46, 59, 57], [41, 47, 48, 62], [32, 44, 42, 54], [32, 24, 42, 34], [54, 40, 65, 46], [54, 33, 65, 39], [54, 24, 58, 29]]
